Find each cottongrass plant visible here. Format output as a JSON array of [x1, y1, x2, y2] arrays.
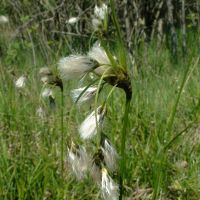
[[56, 1, 132, 199]]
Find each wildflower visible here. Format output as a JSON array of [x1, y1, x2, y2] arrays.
[[88, 43, 112, 76], [0, 16, 9, 24], [79, 106, 106, 139], [101, 137, 118, 172], [70, 86, 97, 105], [41, 88, 53, 98], [58, 55, 94, 80], [94, 3, 108, 20], [15, 75, 26, 89], [101, 168, 119, 200], [66, 17, 79, 24], [68, 142, 91, 180]]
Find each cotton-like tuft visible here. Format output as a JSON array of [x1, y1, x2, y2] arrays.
[[15, 75, 26, 89], [58, 55, 94, 80], [79, 106, 106, 139], [101, 168, 119, 200], [70, 86, 97, 105]]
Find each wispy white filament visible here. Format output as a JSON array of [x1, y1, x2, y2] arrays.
[[79, 106, 106, 139], [101, 139, 118, 172], [88, 43, 110, 66], [58, 55, 94, 80], [15, 75, 26, 89], [101, 168, 119, 200], [88, 44, 111, 76], [70, 86, 97, 105], [68, 144, 90, 180]]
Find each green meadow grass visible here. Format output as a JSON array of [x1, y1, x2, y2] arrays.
[[0, 33, 200, 200]]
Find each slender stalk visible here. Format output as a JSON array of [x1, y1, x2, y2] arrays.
[[119, 97, 131, 200], [60, 89, 64, 178]]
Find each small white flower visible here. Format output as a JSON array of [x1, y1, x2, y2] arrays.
[[36, 107, 45, 119], [68, 143, 91, 180], [94, 3, 108, 20], [0, 16, 9, 24], [58, 55, 94, 80], [101, 168, 119, 200], [41, 88, 53, 98], [88, 44, 111, 76], [101, 138, 118, 172], [66, 17, 79, 24], [15, 75, 26, 89], [70, 86, 97, 105], [79, 106, 106, 140]]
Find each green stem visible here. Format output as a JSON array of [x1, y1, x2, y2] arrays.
[[119, 97, 131, 200], [60, 90, 64, 178]]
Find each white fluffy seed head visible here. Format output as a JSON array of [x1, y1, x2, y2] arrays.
[[0, 16, 9, 24], [66, 17, 79, 24], [88, 43, 110, 66], [88, 44, 111, 76], [58, 55, 94, 80], [15, 75, 26, 89], [41, 88, 53, 98], [68, 143, 91, 180], [70, 86, 97, 105], [79, 106, 106, 140], [101, 168, 119, 200], [101, 138, 118, 172], [94, 3, 108, 20]]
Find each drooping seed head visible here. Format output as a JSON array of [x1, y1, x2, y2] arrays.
[[58, 55, 94, 80], [101, 137, 118, 172], [79, 106, 106, 140], [88, 43, 112, 76], [101, 168, 119, 200], [70, 86, 97, 105], [67, 142, 91, 180]]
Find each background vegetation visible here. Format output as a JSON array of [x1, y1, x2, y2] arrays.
[[0, 0, 200, 199]]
